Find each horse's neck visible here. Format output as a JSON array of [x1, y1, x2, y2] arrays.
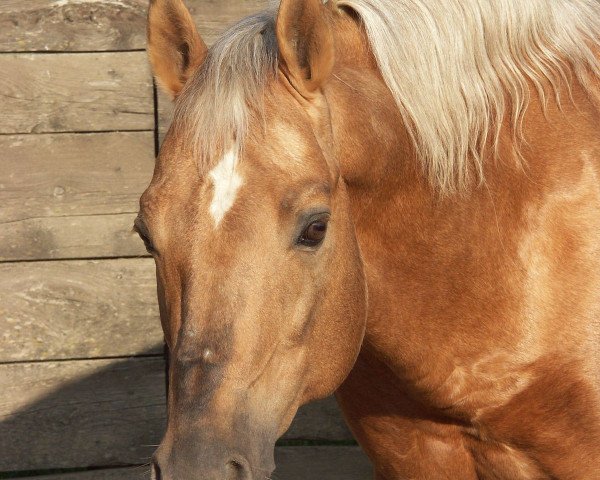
[[326, 12, 600, 391], [326, 13, 427, 217], [327, 14, 419, 191], [327, 9, 600, 253]]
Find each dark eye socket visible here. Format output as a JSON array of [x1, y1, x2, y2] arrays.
[[138, 231, 156, 254], [134, 218, 156, 255], [297, 217, 329, 248]]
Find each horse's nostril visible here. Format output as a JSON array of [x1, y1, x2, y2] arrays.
[[227, 457, 251, 479], [151, 460, 162, 480]]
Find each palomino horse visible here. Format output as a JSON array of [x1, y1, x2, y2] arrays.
[[139, 0, 600, 477]]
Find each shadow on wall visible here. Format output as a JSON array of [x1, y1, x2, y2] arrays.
[[0, 346, 365, 477], [0, 348, 167, 473]]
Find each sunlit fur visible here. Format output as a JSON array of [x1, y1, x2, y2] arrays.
[[144, 0, 600, 477], [175, 0, 600, 191]]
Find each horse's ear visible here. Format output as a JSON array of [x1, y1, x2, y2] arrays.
[[276, 0, 334, 96], [147, 0, 208, 99]]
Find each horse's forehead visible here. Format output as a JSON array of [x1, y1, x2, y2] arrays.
[[144, 109, 330, 228], [267, 121, 312, 165], [206, 149, 244, 226]]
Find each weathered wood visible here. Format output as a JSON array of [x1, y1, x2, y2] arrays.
[[0, 0, 269, 53], [186, 0, 270, 47], [13, 447, 371, 479], [0, 357, 167, 471], [274, 446, 372, 479], [0, 53, 153, 134], [15, 467, 151, 480], [0, 358, 354, 471], [286, 396, 354, 442], [0, 132, 154, 261], [0, 0, 147, 53], [0, 213, 148, 261], [0, 258, 162, 362]]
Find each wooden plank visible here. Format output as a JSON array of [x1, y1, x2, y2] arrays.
[[13, 467, 152, 480], [0, 132, 154, 261], [274, 446, 372, 479], [14, 468, 151, 480], [0, 359, 355, 471], [0, 258, 162, 362], [0, 357, 167, 471], [0, 0, 269, 53], [286, 396, 354, 442], [186, 0, 270, 46], [0, 0, 148, 53], [0, 53, 153, 134], [0, 213, 148, 261], [12, 447, 372, 479]]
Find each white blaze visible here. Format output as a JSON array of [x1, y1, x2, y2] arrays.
[[208, 149, 243, 226]]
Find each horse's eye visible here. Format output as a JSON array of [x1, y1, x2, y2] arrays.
[[298, 219, 328, 247], [139, 232, 156, 255], [134, 218, 156, 255]]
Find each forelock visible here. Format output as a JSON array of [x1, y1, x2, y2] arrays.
[[172, 9, 279, 173]]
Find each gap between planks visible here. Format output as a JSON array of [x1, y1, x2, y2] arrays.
[[0, 50, 147, 56], [0, 254, 151, 266], [0, 353, 164, 367], [0, 129, 153, 137]]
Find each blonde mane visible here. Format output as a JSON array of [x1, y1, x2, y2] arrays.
[[338, 0, 600, 191], [175, 0, 600, 191]]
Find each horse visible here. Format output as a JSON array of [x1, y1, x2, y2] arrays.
[[138, 0, 600, 477]]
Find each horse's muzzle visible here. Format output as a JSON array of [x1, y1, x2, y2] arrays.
[[151, 432, 275, 480], [151, 456, 255, 480]]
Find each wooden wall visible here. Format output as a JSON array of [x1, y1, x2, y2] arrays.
[[0, 1, 371, 478]]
